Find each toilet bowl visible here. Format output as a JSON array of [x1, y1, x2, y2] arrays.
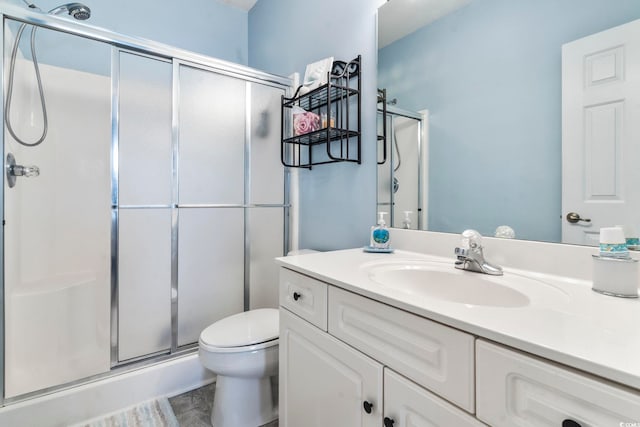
[[198, 308, 279, 427]]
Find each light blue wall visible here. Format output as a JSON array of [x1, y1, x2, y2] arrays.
[[378, 0, 640, 242], [2, 0, 248, 74], [249, 0, 380, 251]]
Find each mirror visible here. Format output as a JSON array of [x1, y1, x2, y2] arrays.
[[377, 0, 640, 245]]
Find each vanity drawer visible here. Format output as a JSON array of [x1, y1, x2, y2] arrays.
[[476, 340, 640, 426], [279, 268, 328, 331], [384, 369, 485, 427], [328, 286, 475, 412]]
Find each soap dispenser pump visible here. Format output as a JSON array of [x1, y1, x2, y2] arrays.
[[371, 212, 390, 249]]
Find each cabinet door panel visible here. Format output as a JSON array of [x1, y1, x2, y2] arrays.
[[384, 369, 485, 427], [476, 340, 640, 426], [280, 308, 382, 427]]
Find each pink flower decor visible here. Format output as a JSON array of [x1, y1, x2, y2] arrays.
[[293, 111, 320, 136]]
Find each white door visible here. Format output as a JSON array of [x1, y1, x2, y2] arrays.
[[562, 19, 640, 245], [279, 309, 383, 427]]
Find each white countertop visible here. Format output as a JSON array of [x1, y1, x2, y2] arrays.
[[276, 248, 640, 391]]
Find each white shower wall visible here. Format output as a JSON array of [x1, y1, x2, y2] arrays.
[[4, 57, 112, 397]]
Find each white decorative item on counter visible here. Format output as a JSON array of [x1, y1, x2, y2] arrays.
[[592, 255, 639, 298], [593, 226, 638, 298]]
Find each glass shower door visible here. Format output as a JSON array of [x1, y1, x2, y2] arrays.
[[3, 19, 112, 397]]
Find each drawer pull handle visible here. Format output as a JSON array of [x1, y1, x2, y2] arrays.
[[384, 417, 395, 427], [562, 420, 581, 427], [362, 400, 373, 414], [293, 292, 301, 301]]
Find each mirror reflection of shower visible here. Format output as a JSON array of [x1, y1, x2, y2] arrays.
[[377, 89, 427, 230], [5, 1, 92, 147]]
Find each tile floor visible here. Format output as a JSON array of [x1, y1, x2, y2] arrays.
[[168, 383, 278, 427]]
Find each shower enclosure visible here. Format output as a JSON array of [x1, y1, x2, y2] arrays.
[[377, 104, 426, 229], [1, 7, 290, 403]]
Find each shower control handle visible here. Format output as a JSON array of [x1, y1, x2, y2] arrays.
[[292, 292, 301, 301], [6, 153, 40, 188], [11, 164, 40, 178]]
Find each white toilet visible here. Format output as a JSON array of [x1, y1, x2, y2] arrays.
[[198, 308, 279, 427]]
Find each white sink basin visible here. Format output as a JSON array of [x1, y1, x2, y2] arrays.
[[364, 260, 566, 308]]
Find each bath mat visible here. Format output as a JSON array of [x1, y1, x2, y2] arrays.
[[73, 397, 179, 427]]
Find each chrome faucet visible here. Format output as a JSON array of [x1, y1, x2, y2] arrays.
[[454, 229, 503, 276]]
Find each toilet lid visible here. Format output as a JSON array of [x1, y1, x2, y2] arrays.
[[200, 308, 279, 348]]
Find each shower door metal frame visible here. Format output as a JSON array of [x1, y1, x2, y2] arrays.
[[1, 5, 291, 406], [0, 11, 5, 410]]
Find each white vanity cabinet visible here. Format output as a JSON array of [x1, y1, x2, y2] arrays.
[[279, 268, 480, 427], [280, 308, 383, 427], [278, 248, 640, 427], [279, 266, 640, 427], [476, 340, 640, 427]]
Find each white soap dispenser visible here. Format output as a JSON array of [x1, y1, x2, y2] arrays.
[[402, 211, 413, 229], [371, 212, 390, 249]]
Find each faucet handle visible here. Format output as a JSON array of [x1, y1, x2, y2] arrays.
[[460, 229, 483, 249]]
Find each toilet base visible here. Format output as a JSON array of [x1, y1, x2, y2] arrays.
[[211, 375, 278, 427]]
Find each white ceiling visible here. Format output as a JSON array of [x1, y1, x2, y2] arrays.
[[221, 0, 259, 11], [378, 0, 472, 49]]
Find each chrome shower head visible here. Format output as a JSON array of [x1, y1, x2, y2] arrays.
[[48, 3, 91, 20]]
